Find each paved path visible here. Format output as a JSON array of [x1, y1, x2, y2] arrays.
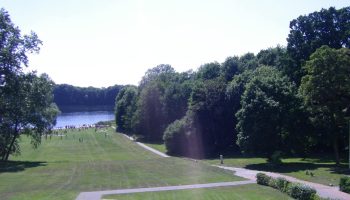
[[76, 180, 255, 200], [215, 165, 350, 200]]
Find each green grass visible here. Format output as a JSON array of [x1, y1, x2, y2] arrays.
[[141, 141, 167, 154], [103, 184, 293, 200], [121, 140, 349, 186], [206, 155, 350, 186], [0, 128, 244, 200]]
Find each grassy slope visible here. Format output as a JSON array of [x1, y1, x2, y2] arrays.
[[103, 184, 293, 200], [0, 128, 243, 200]]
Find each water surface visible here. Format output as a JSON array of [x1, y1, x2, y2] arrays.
[[55, 111, 114, 128]]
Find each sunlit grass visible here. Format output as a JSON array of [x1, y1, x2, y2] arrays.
[[0, 128, 243, 200], [206, 156, 350, 186], [103, 184, 293, 200]]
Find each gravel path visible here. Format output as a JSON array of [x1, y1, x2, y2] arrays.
[[216, 165, 350, 200], [76, 180, 255, 200]]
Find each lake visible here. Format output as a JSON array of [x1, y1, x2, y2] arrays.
[[54, 111, 114, 128]]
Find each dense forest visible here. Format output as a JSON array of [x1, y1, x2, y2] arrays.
[[115, 6, 350, 164], [53, 84, 123, 110]]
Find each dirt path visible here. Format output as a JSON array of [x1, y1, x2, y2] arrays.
[[216, 165, 350, 200], [76, 180, 255, 200]]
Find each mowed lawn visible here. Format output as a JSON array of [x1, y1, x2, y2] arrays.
[[206, 156, 350, 186], [103, 184, 293, 200], [0, 128, 245, 200]]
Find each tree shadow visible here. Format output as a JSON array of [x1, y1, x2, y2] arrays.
[[0, 161, 47, 173]]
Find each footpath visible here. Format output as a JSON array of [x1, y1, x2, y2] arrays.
[[76, 130, 350, 200]]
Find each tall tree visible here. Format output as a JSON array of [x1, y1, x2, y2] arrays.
[[287, 6, 350, 84], [0, 8, 58, 161], [235, 66, 302, 157], [115, 85, 138, 134], [299, 46, 350, 165]]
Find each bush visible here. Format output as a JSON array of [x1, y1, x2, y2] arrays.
[[275, 177, 290, 193], [287, 183, 316, 200], [256, 173, 271, 186], [163, 118, 188, 155], [339, 176, 350, 194], [268, 177, 277, 188]]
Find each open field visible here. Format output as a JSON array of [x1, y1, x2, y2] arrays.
[[103, 184, 293, 200], [0, 128, 246, 200]]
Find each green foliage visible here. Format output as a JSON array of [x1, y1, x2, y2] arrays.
[[287, 183, 316, 200], [163, 117, 191, 156], [54, 84, 123, 108], [133, 65, 193, 141], [235, 66, 303, 156], [300, 46, 350, 164], [0, 9, 59, 161], [256, 173, 271, 186], [339, 176, 350, 194], [257, 173, 317, 200], [287, 6, 350, 84], [275, 177, 290, 193], [115, 85, 138, 134]]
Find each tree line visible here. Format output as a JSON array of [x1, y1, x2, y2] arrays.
[[115, 6, 350, 164], [53, 84, 123, 110]]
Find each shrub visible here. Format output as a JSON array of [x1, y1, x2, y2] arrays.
[[275, 177, 290, 193], [287, 183, 316, 200], [339, 176, 350, 194], [268, 177, 277, 189], [256, 173, 271, 186]]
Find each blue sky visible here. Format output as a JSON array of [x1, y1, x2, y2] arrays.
[[1, 0, 349, 87]]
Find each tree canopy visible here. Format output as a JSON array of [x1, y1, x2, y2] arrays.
[[0, 8, 59, 161]]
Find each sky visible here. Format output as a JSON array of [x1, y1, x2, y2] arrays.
[[1, 0, 349, 87]]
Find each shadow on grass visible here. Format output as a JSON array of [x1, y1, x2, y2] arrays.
[[245, 162, 350, 176], [0, 161, 47, 173]]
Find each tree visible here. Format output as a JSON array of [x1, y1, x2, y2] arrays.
[[299, 46, 350, 165], [0, 73, 59, 161], [0, 9, 58, 161], [235, 66, 301, 157], [115, 85, 138, 134], [287, 6, 350, 84]]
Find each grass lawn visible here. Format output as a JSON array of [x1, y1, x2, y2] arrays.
[[103, 184, 293, 200], [140, 141, 350, 186], [0, 128, 245, 200], [141, 141, 167, 154], [206, 155, 350, 186]]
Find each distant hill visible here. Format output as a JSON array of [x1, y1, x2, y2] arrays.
[[53, 84, 124, 111]]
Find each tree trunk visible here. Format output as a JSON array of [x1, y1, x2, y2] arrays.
[[4, 133, 18, 161], [333, 134, 340, 166]]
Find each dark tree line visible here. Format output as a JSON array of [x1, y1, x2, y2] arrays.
[[115, 6, 350, 164], [54, 84, 123, 109]]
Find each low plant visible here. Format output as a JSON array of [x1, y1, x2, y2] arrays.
[[339, 176, 350, 194], [256, 173, 271, 186], [275, 177, 290, 193], [287, 183, 316, 200]]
